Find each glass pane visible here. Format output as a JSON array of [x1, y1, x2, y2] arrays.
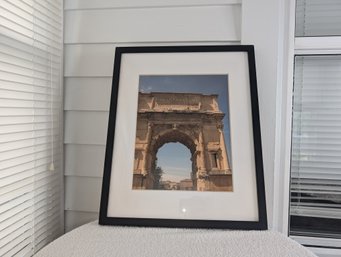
[[289, 55, 341, 239], [296, 0, 341, 37]]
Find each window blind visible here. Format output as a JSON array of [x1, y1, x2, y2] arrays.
[[290, 55, 341, 239], [0, 0, 63, 256], [296, 0, 341, 37]]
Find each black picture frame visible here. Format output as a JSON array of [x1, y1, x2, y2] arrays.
[[99, 45, 267, 230]]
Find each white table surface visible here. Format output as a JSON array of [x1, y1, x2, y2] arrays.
[[34, 221, 317, 257]]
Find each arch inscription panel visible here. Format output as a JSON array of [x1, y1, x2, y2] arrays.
[[132, 92, 233, 192]]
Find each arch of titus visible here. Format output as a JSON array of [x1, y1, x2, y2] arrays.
[[133, 92, 233, 192]]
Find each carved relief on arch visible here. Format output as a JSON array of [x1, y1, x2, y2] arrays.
[[150, 127, 198, 154], [132, 92, 233, 192]]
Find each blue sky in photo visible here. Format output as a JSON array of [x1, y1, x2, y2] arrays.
[[157, 143, 192, 182], [139, 75, 230, 182]]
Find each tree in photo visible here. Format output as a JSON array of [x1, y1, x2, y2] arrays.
[[152, 166, 163, 189]]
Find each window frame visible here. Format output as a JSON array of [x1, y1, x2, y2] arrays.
[[275, 0, 341, 254]]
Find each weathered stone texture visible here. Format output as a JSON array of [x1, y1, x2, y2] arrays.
[[133, 92, 232, 192]]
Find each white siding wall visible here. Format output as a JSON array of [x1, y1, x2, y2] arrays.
[[63, 0, 286, 233], [63, 0, 242, 232]]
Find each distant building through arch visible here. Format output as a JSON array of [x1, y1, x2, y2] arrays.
[[132, 92, 233, 192]]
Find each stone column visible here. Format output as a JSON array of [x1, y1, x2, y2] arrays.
[[196, 127, 208, 191], [143, 122, 153, 174], [217, 123, 230, 172]]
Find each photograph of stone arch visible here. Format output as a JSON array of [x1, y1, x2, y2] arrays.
[[132, 75, 233, 192]]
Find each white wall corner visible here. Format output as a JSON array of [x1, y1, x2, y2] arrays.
[[271, 0, 296, 234], [241, 0, 295, 231]]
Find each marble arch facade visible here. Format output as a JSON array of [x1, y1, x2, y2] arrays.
[[132, 92, 233, 192]]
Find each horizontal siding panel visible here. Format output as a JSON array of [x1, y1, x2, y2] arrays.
[[64, 77, 111, 111], [63, 2, 242, 232], [64, 210, 98, 232], [64, 5, 241, 43], [64, 144, 105, 177], [64, 44, 115, 77], [65, 176, 102, 212], [65, 0, 241, 10], [64, 43, 239, 77], [64, 111, 108, 145]]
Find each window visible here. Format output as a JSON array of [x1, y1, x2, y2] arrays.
[[0, 0, 63, 256], [134, 151, 141, 171], [290, 55, 341, 239], [210, 152, 219, 169], [289, 0, 341, 251], [295, 0, 341, 37]]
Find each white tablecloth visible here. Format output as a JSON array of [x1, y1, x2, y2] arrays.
[[35, 221, 316, 257]]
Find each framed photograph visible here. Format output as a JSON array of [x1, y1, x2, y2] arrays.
[[99, 45, 267, 230]]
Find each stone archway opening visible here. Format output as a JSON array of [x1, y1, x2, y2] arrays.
[[155, 142, 192, 190], [149, 130, 197, 190]]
